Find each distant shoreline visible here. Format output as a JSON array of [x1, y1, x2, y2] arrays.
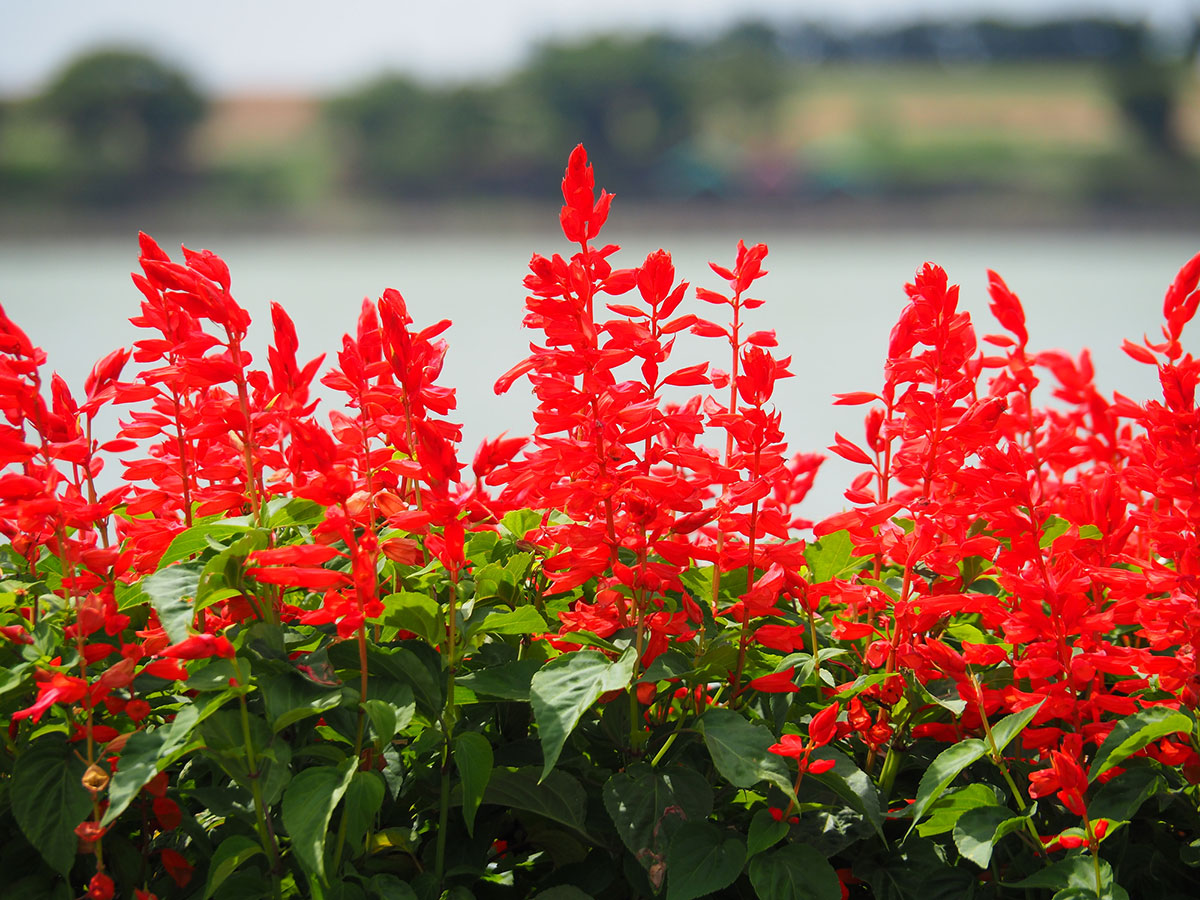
[[4, 195, 1200, 240]]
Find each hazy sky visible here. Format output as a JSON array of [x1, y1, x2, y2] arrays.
[[3, 0, 1196, 96]]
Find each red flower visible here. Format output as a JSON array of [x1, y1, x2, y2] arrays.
[[161, 848, 193, 887], [87, 873, 115, 900]]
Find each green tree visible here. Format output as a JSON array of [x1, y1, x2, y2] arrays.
[[520, 35, 697, 191], [41, 48, 206, 197]]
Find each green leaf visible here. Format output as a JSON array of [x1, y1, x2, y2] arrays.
[[281, 758, 357, 887], [455, 732, 494, 837], [361, 699, 399, 753], [666, 822, 746, 900], [104, 691, 233, 825], [806, 530, 868, 582], [603, 765, 714, 872], [381, 592, 442, 645], [1089, 765, 1164, 822], [640, 649, 700, 684], [747, 808, 788, 860], [1039, 516, 1071, 548], [531, 888, 593, 900], [475, 606, 546, 636], [137, 561, 204, 642], [481, 767, 591, 839], [342, 770, 386, 853], [748, 844, 841, 900], [202, 835, 263, 900], [953, 806, 1027, 869], [1088, 706, 1192, 781], [531, 649, 636, 778], [262, 673, 344, 732], [1007, 856, 1127, 900], [807, 747, 887, 841], [267, 497, 325, 528], [1078, 525, 1103, 540], [11, 736, 91, 874], [368, 874, 420, 900], [160, 520, 250, 568], [699, 709, 794, 797], [915, 784, 999, 837], [905, 739, 988, 837], [987, 700, 1044, 753], [500, 509, 541, 540], [458, 658, 541, 701]]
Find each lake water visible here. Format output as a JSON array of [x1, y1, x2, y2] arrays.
[[2, 226, 1197, 519]]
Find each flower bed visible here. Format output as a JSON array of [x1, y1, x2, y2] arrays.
[[2, 145, 1199, 900]]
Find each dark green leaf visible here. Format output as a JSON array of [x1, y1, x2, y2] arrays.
[[603, 765, 714, 871], [699, 709, 793, 797], [281, 758, 357, 886], [369, 874, 420, 900], [530, 888, 594, 900], [481, 767, 591, 839], [747, 808, 788, 859], [807, 747, 887, 841], [953, 806, 1027, 868], [11, 736, 91, 874], [748, 844, 841, 900], [342, 770, 386, 853], [262, 673, 344, 732], [104, 691, 233, 825], [1088, 706, 1192, 781], [202, 835, 263, 900], [531, 649, 636, 778], [1089, 765, 1165, 822], [455, 732, 494, 837], [1007, 856, 1127, 900], [666, 822, 746, 900], [458, 658, 541, 701], [906, 739, 988, 837]]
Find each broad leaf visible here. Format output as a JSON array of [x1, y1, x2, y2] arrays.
[[202, 835, 263, 900], [747, 808, 788, 860], [806, 530, 868, 582], [160, 520, 249, 568], [953, 805, 1028, 868], [262, 672, 344, 731], [1007, 856, 1128, 900], [342, 770, 386, 853], [916, 784, 999, 837], [458, 659, 541, 701], [11, 736, 91, 874], [281, 758, 357, 887], [603, 765, 713, 871], [906, 739, 988, 837], [807, 746, 888, 841], [666, 822, 746, 900], [1088, 765, 1165, 822], [481, 767, 591, 839], [476, 606, 547, 635], [1088, 706, 1192, 781], [748, 843, 841, 900], [531, 648, 636, 778], [455, 732, 494, 836], [138, 561, 204, 643], [104, 691, 233, 825], [699, 708, 793, 797]]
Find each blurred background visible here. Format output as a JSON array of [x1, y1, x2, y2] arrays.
[[2, 0, 1199, 515]]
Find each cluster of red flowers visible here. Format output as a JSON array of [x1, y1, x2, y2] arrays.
[[2, 143, 1199, 893]]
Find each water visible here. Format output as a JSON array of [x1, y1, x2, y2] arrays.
[[1, 227, 1196, 519]]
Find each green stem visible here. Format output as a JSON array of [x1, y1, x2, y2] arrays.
[[878, 743, 904, 799], [233, 659, 283, 898], [435, 574, 460, 884]]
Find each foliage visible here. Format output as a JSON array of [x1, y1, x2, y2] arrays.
[[2, 145, 1200, 900]]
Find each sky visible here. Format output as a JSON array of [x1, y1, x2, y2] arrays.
[[2, 0, 1197, 97]]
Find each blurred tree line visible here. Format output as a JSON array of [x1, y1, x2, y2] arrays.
[[0, 15, 1196, 211]]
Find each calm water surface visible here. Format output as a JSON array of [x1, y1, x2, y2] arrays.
[[2, 227, 1197, 518]]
